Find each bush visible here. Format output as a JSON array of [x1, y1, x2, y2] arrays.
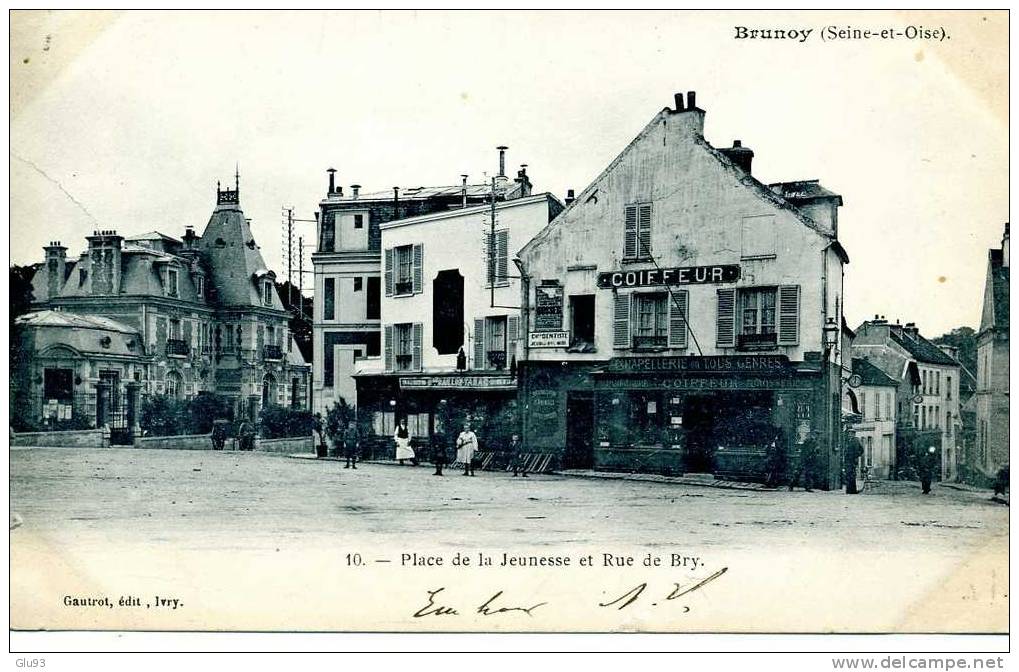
[[324, 398, 355, 451], [187, 392, 234, 435], [140, 395, 189, 436], [259, 404, 314, 439]]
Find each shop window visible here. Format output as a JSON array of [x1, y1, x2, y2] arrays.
[[623, 203, 652, 260], [366, 277, 381, 320], [323, 278, 336, 321], [406, 413, 429, 437], [633, 293, 667, 350], [394, 323, 414, 371], [570, 295, 595, 349], [373, 411, 395, 437], [486, 316, 507, 370], [630, 391, 666, 445], [43, 368, 73, 401]]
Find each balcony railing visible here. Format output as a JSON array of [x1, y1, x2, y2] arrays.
[[632, 335, 668, 350], [737, 332, 778, 351], [394, 280, 414, 295], [263, 344, 284, 361], [166, 338, 190, 357], [395, 354, 413, 371]]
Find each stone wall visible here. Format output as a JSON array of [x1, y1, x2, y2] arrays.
[[10, 428, 109, 448], [256, 435, 315, 454], [135, 433, 214, 450]]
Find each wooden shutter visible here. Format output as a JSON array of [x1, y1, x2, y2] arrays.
[[384, 248, 394, 296], [507, 315, 519, 361], [473, 318, 485, 370], [412, 323, 423, 371], [716, 288, 736, 347], [637, 203, 652, 259], [613, 293, 630, 348], [412, 244, 423, 294], [668, 290, 689, 349], [623, 205, 637, 259], [384, 325, 394, 371], [777, 285, 800, 345], [496, 230, 508, 284]]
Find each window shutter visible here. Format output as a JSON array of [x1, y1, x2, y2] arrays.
[[496, 230, 508, 284], [412, 244, 423, 294], [623, 205, 637, 259], [668, 290, 689, 349], [384, 325, 394, 371], [777, 285, 800, 345], [412, 323, 423, 371], [384, 248, 394, 296], [473, 318, 485, 370], [637, 203, 652, 259], [716, 288, 736, 347], [507, 315, 519, 361], [613, 293, 631, 348]]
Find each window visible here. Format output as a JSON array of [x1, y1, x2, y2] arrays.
[[623, 203, 652, 260], [166, 268, 179, 297], [486, 230, 508, 287], [373, 411, 395, 437], [395, 245, 413, 294], [263, 281, 273, 307], [406, 413, 429, 437], [935, 371, 940, 396], [923, 370, 928, 395], [78, 267, 87, 286], [354, 276, 363, 292], [196, 275, 204, 297], [394, 323, 414, 371], [859, 392, 867, 420], [884, 393, 891, 421], [169, 319, 181, 340], [166, 371, 182, 399], [633, 293, 668, 349], [947, 376, 952, 400], [740, 288, 776, 335], [366, 277, 381, 320], [43, 368, 73, 401], [354, 214, 364, 229], [570, 295, 596, 348], [321, 218, 335, 252], [864, 437, 873, 467], [486, 316, 507, 369], [323, 278, 335, 321]]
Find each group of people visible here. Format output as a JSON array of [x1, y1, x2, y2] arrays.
[[392, 419, 529, 477], [764, 428, 822, 491], [209, 419, 254, 451]]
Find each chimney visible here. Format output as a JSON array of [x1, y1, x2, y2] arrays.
[[513, 164, 532, 198], [565, 189, 575, 206], [1002, 222, 1009, 268], [351, 184, 361, 200], [674, 92, 685, 112], [43, 241, 67, 299], [327, 168, 336, 195], [183, 225, 199, 250], [461, 174, 469, 208], [497, 146, 508, 177], [903, 322, 920, 340], [85, 230, 123, 296], [393, 187, 400, 217], [937, 344, 960, 361], [719, 139, 754, 174], [872, 315, 887, 325], [687, 91, 697, 109]]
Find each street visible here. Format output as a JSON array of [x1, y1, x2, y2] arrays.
[[10, 448, 1009, 633]]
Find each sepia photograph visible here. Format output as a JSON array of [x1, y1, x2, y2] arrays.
[[7, 8, 1009, 655]]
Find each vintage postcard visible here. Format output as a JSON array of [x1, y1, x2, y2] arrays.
[[8, 9, 1008, 638]]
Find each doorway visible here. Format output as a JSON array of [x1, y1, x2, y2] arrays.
[[564, 392, 595, 469]]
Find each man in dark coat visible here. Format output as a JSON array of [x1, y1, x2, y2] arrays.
[[432, 433, 448, 476], [343, 421, 359, 469], [211, 421, 227, 451], [993, 463, 1009, 497], [508, 434, 528, 477], [789, 430, 820, 491], [844, 429, 864, 494], [764, 427, 789, 488], [919, 445, 938, 494]]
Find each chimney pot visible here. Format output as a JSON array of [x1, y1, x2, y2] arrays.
[[497, 146, 508, 177], [327, 168, 336, 195], [733, 139, 742, 148], [687, 90, 697, 109], [565, 189, 575, 206], [674, 92, 685, 112], [351, 184, 361, 199]]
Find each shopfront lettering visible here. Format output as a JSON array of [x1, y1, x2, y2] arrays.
[[596, 265, 740, 289], [607, 355, 791, 374], [400, 376, 517, 390]]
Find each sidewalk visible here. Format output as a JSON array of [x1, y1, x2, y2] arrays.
[[555, 469, 771, 491]]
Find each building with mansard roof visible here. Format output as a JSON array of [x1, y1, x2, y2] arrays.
[[516, 91, 848, 487], [18, 175, 309, 441]]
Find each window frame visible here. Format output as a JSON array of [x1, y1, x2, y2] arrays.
[[395, 245, 414, 294], [394, 323, 414, 371]]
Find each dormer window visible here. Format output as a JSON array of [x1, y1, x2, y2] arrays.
[[196, 274, 204, 298], [166, 268, 179, 298], [263, 281, 273, 307]]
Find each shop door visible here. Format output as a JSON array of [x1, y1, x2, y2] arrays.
[[683, 395, 716, 473], [564, 392, 594, 469]]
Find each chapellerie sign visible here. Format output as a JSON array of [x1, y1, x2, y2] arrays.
[[606, 355, 792, 374], [596, 264, 740, 289]]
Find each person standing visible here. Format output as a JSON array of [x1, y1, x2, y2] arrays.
[[394, 418, 416, 466], [789, 430, 819, 492], [432, 435, 448, 476], [844, 429, 864, 494], [919, 445, 938, 494], [456, 420, 478, 476], [344, 420, 359, 469], [508, 434, 528, 477], [764, 427, 788, 489]]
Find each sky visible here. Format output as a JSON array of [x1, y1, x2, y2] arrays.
[[9, 10, 1008, 337]]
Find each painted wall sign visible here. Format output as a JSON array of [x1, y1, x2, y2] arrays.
[[606, 355, 792, 374], [399, 375, 516, 390], [534, 283, 564, 330], [595, 376, 812, 391], [528, 331, 570, 348], [596, 264, 740, 289]]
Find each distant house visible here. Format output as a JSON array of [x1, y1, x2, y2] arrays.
[[974, 223, 1009, 480], [17, 176, 310, 440], [849, 357, 899, 479]]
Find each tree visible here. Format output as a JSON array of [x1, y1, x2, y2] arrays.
[[186, 392, 234, 434], [259, 404, 314, 439], [140, 394, 190, 436], [325, 398, 354, 456], [933, 326, 977, 374], [10, 265, 37, 432]]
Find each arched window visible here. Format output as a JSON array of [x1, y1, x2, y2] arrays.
[[166, 371, 183, 399], [262, 373, 277, 407]]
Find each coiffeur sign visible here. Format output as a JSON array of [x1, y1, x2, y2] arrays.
[[596, 264, 740, 289]]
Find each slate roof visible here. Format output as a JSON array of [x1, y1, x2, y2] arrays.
[[852, 357, 898, 387], [889, 328, 959, 366], [196, 202, 282, 310], [769, 179, 844, 205], [989, 248, 1009, 328], [16, 309, 138, 334], [324, 181, 523, 204]]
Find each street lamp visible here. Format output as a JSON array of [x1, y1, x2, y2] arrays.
[[822, 317, 839, 351], [822, 316, 840, 491]]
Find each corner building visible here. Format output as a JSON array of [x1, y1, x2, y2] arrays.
[[517, 92, 849, 488]]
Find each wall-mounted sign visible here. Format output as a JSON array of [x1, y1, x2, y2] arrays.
[[596, 264, 740, 289], [606, 355, 791, 374], [399, 375, 516, 390], [535, 283, 564, 330], [528, 331, 570, 348]]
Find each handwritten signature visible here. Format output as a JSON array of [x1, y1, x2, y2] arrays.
[[411, 567, 728, 618]]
